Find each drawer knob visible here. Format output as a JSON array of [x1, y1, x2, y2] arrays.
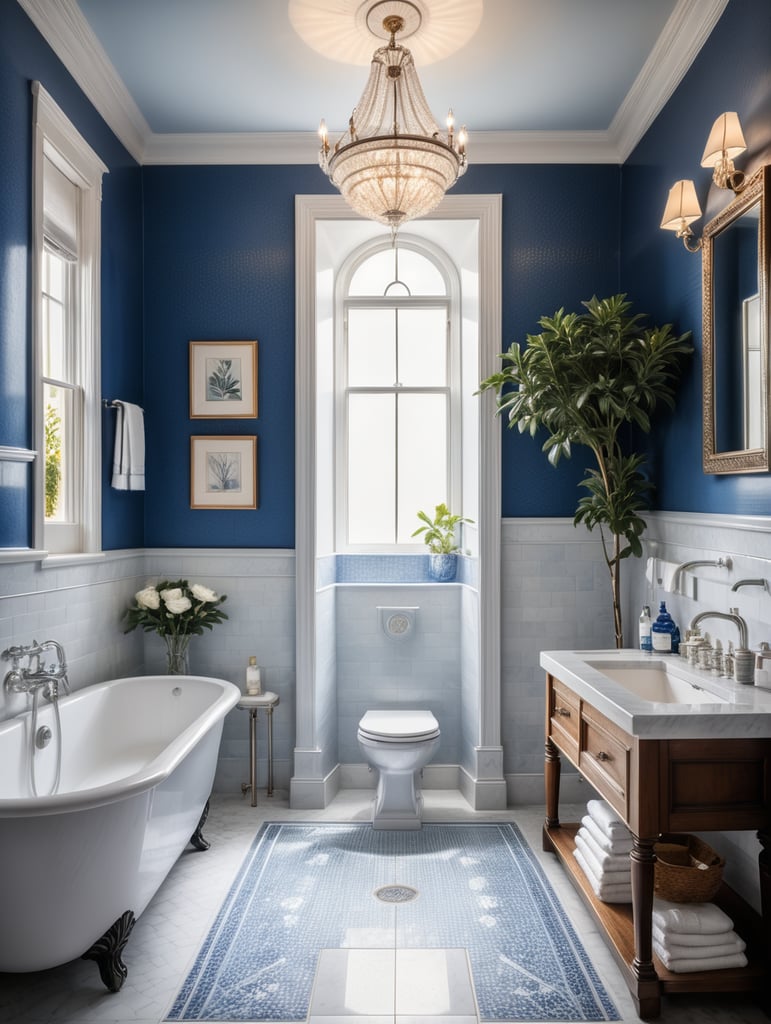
[[554, 706, 571, 717], [595, 750, 611, 762]]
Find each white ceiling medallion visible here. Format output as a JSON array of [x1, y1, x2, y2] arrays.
[[288, 0, 483, 66]]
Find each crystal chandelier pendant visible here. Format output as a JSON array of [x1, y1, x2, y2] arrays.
[[319, 13, 467, 231]]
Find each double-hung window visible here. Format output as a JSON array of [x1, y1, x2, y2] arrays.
[[32, 82, 107, 556], [337, 239, 461, 549]]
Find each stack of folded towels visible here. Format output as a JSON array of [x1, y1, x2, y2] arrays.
[[652, 897, 747, 972], [573, 798, 633, 903]]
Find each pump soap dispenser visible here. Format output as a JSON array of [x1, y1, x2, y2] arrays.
[[246, 656, 262, 695]]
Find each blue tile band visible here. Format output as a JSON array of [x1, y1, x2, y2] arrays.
[[167, 822, 618, 1022]]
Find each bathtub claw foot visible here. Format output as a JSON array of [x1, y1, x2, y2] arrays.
[[189, 798, 211, 851], [81, 909, 135, 992]]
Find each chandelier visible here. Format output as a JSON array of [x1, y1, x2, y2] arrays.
[[318, 13, 467, 231]]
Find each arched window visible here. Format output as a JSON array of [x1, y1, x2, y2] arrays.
[[336, 237, 461, 549]]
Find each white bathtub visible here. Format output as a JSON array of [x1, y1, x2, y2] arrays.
[[0, 674, 239, 983]]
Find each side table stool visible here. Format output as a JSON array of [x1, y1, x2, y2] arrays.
[[237, 691, 279, 806]]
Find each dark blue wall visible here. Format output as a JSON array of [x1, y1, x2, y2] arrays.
[[3, 0, 770, 553], [0, 0, 144, 549], [621, 0, 771, 515], [141, 162, 620, 545]]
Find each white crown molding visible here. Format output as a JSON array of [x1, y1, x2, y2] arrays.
[[142, 129, 623, 165], [18, 0, 726, 167], [609, 0, 730, 163], [16, 0, 149, 163]]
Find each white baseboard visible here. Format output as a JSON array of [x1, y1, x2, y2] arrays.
[[289, 764, 341, 809]]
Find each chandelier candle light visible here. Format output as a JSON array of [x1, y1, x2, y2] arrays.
[[319, 13, 467, 232]]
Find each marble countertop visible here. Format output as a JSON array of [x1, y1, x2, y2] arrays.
[[540, 648, 771, 739]]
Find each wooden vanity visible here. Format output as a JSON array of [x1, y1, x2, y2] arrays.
[[541, 657, 771, 1018]]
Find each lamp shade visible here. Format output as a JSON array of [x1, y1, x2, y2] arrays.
[[701, 112, 746, 168], [660, 179, 702, 231]]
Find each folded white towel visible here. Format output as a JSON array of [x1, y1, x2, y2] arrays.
[[575, 831, 631, 884], [656, 935, 746, 960], [573, 848, 632, 903], [111, 401, 145, 491], [652, 897, 734, 936], [578, 820, 632, 870], [586, 799, 632, 841], [653, 939, 747, 973], [581, 814, 633, 855], [652, 923, 735, 949]]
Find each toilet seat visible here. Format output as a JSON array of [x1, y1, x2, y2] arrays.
[[358, 709, 440, 743]]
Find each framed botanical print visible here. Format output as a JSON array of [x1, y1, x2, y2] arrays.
[[190, 435, 258, 509], [189, 340, 258, 418]]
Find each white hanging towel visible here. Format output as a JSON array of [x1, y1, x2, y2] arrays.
[[111, 401, 145, 491]]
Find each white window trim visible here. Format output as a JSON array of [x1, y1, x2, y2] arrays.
[[334, 235, 462, 552], [31, 81, 108, 556]]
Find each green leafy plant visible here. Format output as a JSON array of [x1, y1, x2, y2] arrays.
[[412, 503, 473, 554], [44, 402, 62, 519], [124, 579, 228, 637], [478, 294, 692, 647]]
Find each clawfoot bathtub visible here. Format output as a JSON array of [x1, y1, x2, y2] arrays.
[[0, 674, 239, 989]]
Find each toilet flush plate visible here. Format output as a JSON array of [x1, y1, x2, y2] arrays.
[[378, 605, 418, 641]]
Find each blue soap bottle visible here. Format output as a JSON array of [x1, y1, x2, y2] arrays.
[[651, 601, 679, 654]]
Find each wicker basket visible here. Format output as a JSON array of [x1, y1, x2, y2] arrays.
[[654, 834, 725, 903]]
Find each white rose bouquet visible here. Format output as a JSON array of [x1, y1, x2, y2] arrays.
[[124, 578, 228, 637]]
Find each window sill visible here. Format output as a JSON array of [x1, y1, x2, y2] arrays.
[[0, 548, 49, 564], [40, 551, 106, 569]]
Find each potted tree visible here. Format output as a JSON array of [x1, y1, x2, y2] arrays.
[[413, 503, 473, 581], [478, 294, 692, 647]]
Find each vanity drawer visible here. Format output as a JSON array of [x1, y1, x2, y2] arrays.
[[548, 677, 580, 762], [580, 707, 630, 820]]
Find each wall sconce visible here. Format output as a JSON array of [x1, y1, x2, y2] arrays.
[[660, 112, 747, 252], [660, 179, 703, 251], [701, 111, 746, 190]]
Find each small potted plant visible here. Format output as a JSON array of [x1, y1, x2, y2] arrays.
[[412, 503, 473, 581]]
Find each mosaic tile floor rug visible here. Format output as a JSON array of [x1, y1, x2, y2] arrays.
[[167, 822, 618, 1022]]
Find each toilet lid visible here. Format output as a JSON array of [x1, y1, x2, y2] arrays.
[[358, 709, 440, 741]]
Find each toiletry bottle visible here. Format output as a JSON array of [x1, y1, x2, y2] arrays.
[[638, 605, 652, 652], [246, 656, 262, 695], [651, 601, 678, 654]]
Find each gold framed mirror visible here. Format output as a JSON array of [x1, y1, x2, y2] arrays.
[[702, 164, 770, 473]]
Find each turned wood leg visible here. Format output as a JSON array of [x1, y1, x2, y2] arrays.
[[630, 834, 660, 1019], [758, 828, 771, 1015], [543, 738, 561, 848]]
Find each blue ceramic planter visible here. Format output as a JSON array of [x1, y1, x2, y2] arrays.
[[429, 553, 457, 582]]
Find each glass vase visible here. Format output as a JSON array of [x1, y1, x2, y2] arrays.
[[163, 634, 191, 675]]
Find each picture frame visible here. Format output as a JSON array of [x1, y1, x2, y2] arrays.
[[190, 435, 258, 509], [189, 340, 258, 418]]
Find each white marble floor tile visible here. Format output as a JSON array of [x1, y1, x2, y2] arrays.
[[394, 949, 477, 1017], [310, 949, 396, 1016]]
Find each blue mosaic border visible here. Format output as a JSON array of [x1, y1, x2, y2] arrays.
[[167, 822, 618, 1023]]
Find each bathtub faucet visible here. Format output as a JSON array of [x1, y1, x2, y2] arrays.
[[2, 639, 70, 697]]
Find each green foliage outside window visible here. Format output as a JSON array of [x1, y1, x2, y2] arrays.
[[44, 401, 62, 519]]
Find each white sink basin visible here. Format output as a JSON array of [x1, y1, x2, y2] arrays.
[[586, 662, 728, 705]]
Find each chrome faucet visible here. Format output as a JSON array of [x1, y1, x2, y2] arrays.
[[2, 639, 70, 697], [688, 610, 753, 682], [671, 557, 731, 595], [730, 578, 768, 592], [688, 606, 741, 647]]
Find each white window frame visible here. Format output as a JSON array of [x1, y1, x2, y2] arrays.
[[334, 235, 462, 552], [31, 81, 107, 557]]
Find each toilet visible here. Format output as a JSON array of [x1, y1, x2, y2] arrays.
[[357, 709, 440, 830]]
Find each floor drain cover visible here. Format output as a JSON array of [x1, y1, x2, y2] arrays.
[[374, 884, 418, 903]]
